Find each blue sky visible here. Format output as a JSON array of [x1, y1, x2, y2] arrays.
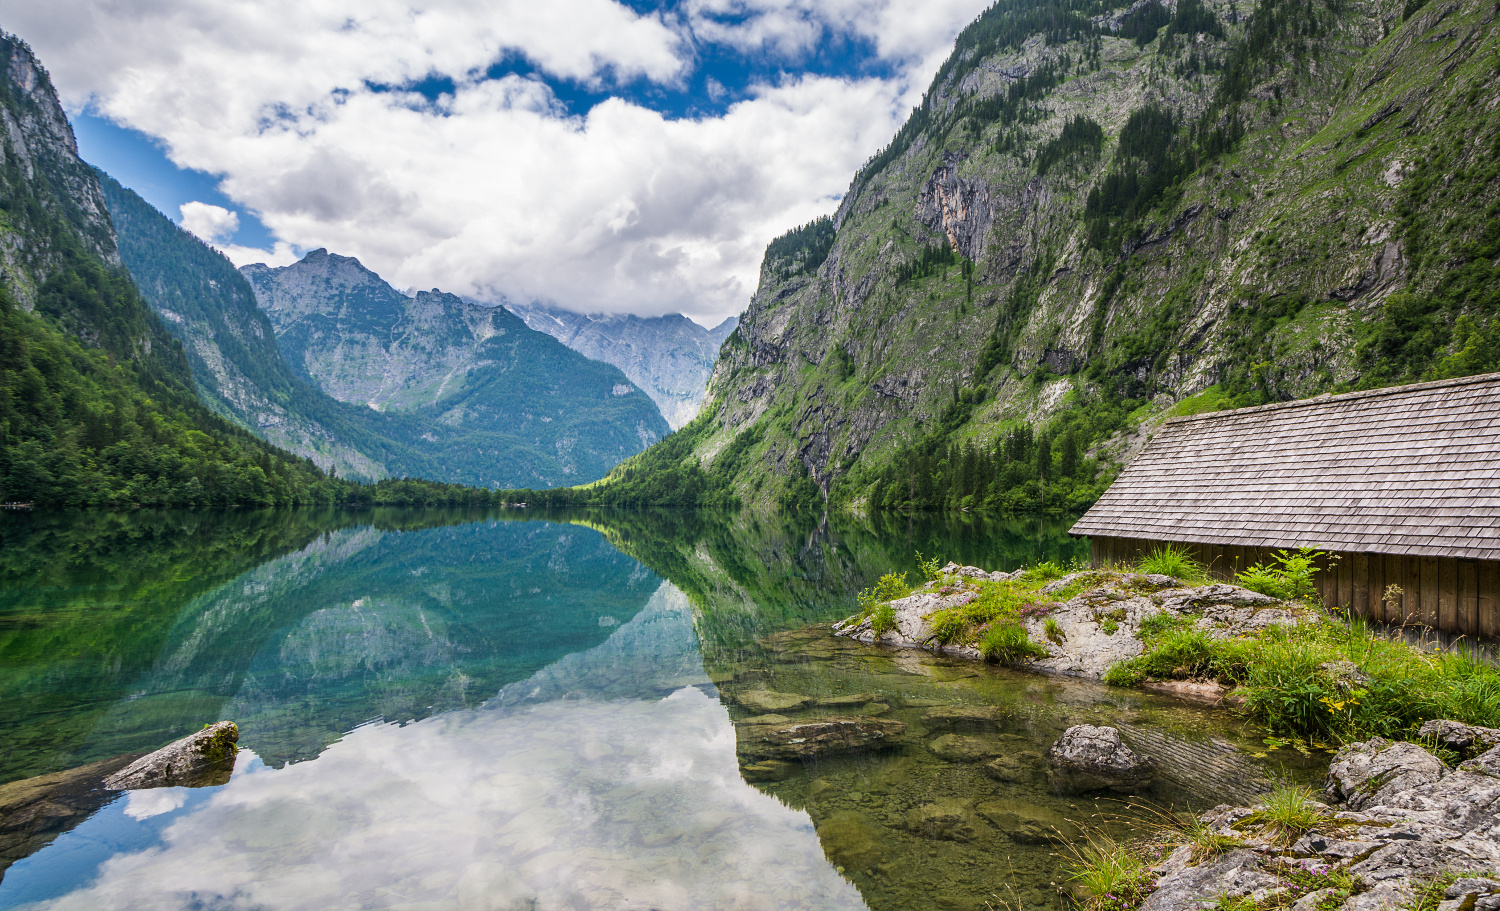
[[16, 0, 991, 323]]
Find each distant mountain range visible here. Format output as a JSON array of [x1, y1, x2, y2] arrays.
[[100, 180, 671, 489], [504, 302, 736, 430]]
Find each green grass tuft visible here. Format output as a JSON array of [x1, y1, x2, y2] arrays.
[[1136, 544, 1207, 581]]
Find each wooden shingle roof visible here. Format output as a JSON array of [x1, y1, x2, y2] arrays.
[[1070, 373, 1500, 561]]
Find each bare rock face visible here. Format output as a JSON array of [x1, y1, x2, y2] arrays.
[[1325, 737, 1447, 810], [740, 718, 906, 761], [1419, 720, 1500, 756], [103, 721, 239, 791], [1046, 724, 1155, 794]]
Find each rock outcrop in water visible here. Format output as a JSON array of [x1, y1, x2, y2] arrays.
[[1046, 724, 1156, 794], [103, 721, 239, 790], [1141, 730, 1500, 911], [834, 564, 1310, 684]]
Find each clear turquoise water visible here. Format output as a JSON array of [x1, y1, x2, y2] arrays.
[[0, 508, 1296, 910]]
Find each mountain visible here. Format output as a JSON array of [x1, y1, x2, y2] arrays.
[[97, 173, 398, 481], [241, 251, 670, 487], [613, 0, 1500, 511], [505, 301, 738, 430], [0, 33, 346, 508]]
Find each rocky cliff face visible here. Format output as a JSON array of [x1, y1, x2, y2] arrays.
[[0, 35, 118, 305], [505, 301, 737, 429], [242, 250, 672, 487], [686, 0, 1500, 505], [99, 175, 389, 481]]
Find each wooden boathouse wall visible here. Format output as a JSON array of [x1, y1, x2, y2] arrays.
[[1089, 535, 1500, 637]]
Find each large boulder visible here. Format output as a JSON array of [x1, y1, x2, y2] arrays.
[[1325, 737, 1446, 810], [1046, 725, 1155, 793], [103, 721, 239, 790], [741, 718, 906, 761]]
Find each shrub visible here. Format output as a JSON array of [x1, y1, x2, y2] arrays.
[[1241, 786, 1326, 846], [1025, 560, 1066, 582], [1045, 616, 1066, 645], [916, 551, 945, 583], [1236, 548, 1327, 601], [980, 622, 1048, 663], [857, 571, 911, 613], [1064, 831, 1157, 911], [1137, 544, 1206, 580]]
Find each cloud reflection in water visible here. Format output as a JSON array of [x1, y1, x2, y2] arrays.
[[25, 583, 868, 911]]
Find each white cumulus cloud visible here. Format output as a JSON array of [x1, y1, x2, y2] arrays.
[[178, 201, 239, 244], [7, 0, 992, 323]]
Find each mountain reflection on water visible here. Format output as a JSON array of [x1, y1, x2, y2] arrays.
[[0, 506, 1283, 911]]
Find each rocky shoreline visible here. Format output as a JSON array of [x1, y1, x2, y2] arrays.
[[1137, 721, 1500, 911], [834, 563, 1315, 698]]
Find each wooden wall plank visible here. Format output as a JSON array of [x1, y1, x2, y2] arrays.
[[1352, 553, 1370, 621], [1344, 552, 1356, 609], [1422, 556, 1442, 628], [1366, 554, 1385, 623], [1480, 561, 1499, 639], [1440, 558, 1459, 632], [1459, 560, 1479, 636]]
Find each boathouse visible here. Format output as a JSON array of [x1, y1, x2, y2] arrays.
[[1070, 373, 1500, 636]]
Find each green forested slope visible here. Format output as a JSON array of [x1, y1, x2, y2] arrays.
[[0, 35, 513, 508], [604, 0, 1500, 512]]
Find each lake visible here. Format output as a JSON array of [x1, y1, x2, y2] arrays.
[[0, 507, 1307, 910]]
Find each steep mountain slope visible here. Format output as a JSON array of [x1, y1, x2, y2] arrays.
[[505, 301, 737, 429], [669, 0, 1500, 510], [0, 33, 344, 507], [242, 251, 670, 487], [98, 174, 395, 480]]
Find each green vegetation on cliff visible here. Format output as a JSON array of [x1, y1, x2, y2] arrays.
[[582, 0, 1500, 514]]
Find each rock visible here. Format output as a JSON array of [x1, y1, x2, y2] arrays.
[[1046, 725, 1155, 794], [103, 722, 239, 791], [743, 718, 907, 760], [1420, 720, 1500, 755], [735, 690, 812, 713], [818, 811, 885, 871], [942, 562, 1019, 583], [855, 703, 890, 717], [928, 733, 1014, 762], [1325, 737, 1447, 810], [816, 693, 878, 707], [1141, 679, 1235, 706], [1446, 878, 1500, 900], [737, 714, 791, 725], [0, 753, 140, 879], [923, 705, 1009, 733], [740, 759, 798, 782], [903, 798, 982, 842], [976, 799, 1080, 844], [983, 755, 1033, 783], [1141, 849, 1281, 911]]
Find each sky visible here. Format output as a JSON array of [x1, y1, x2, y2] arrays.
[[7, 0, 993, 325]]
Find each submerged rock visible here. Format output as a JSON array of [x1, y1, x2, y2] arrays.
[[903, 798, 982, 842], [922, 705, 1009, 733], [735, 690, 813, 713], [103, 721, 239, 791], [976, 799, 1080, 844], [1046, 724, 1155, 794], [741, 718, 906, 760], [928, 733, 1014, 763], [0, 753, 139, 879]]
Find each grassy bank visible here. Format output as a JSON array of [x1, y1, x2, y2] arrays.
[[853, 547, 1500, 745]]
